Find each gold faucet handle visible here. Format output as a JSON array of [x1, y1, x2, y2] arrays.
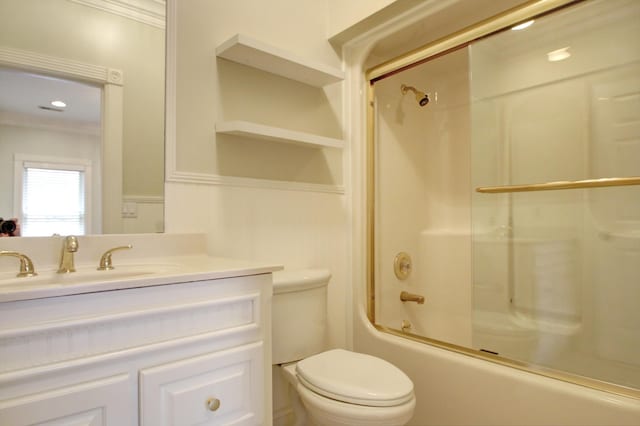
[[97, 245, 133, 271], [0, 251, 38, 277]]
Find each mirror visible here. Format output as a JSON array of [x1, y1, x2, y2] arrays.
[[0, 0, 165, 236]]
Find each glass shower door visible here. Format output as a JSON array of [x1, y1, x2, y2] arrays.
[[469, 0, 640, 389], [369, 0, 640, 394], [372, 47, 473, 348]]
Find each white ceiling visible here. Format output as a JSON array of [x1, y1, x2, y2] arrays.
[[0, 67, 101, 126]]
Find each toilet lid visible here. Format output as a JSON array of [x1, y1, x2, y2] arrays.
[[295, 349, 414, 407]]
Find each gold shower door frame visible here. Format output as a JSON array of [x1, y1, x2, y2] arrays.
[[364, 0, 640, 400]]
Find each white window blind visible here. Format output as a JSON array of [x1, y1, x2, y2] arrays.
[[21, 166, 87, 236]]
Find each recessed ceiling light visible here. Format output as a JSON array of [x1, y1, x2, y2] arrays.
[[511, 20, 534, 31], [51, 100, 67, 108], [547, 47, 571, 62]]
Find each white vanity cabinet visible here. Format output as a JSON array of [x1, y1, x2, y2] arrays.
[[0, 373, 133, 425], [140, 341, 263, 425], [0, 273, 273, 426]]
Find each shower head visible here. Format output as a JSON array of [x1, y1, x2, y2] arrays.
[[401, 84, 430, 107]]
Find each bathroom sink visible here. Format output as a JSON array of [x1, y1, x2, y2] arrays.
[[0, 264, 178, 290]]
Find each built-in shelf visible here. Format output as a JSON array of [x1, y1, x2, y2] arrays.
[[215, 34, 344, 87], [215, 120, 344, 149]]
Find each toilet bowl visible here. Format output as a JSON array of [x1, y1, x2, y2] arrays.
[[272, 269, 416, 426]]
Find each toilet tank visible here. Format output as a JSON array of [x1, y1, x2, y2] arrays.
[[272, 269, 330, 365]]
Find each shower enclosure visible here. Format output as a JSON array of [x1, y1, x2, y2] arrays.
[[367, 0, 639, 397]]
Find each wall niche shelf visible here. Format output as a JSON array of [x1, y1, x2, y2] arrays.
[[216, 120, 344, 149], [215, 34, 344, 87]]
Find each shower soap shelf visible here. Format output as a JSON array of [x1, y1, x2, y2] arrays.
[[215, 120, 344, 149], [215, 34, 344, 87]]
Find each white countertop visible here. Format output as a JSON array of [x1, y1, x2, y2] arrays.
[[0, 233, 282, 303], [0, 255, 282, 303]]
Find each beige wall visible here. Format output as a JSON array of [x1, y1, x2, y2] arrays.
[[174, 0, 342, 186], [167, 0, 351, 352], [327, 0, 397, 38], [0, 0, 164, 199]]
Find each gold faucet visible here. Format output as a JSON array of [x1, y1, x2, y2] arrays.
[[400, 291, 425, 304], [57, 235, 78, 273], [97, 245, 132, 270], [0, 251, 38, 277]]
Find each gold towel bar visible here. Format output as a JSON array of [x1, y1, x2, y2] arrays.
[[476, 177, 640, 193]]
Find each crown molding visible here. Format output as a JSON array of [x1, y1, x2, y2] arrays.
[[69, 0, 166, 29], [0, 111, 100, 136]]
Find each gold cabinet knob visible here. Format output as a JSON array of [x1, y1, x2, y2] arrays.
[[206, 397, 221, 412]]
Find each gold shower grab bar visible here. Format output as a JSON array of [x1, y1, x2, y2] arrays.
[[476, 176, 640, 194]]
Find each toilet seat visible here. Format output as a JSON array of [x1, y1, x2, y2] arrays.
[[296, 349, 414, 407], [296, 382, 416, 426]]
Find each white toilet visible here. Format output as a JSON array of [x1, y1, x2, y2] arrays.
[[272, 269, 416, 426]]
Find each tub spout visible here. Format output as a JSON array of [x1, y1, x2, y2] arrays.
[[400, 291, 425, 304]]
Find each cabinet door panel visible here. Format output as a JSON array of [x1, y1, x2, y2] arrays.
[[140, 342, 263, 426], [0, 374, 132, 426]]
